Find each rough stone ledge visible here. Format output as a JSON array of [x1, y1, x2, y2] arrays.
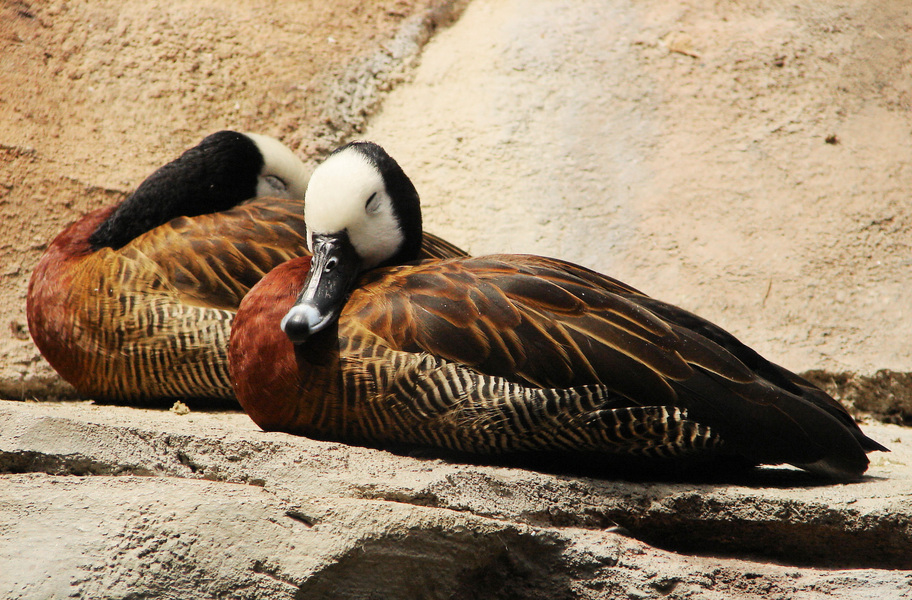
[[6, 474, 912, 600], [804, 369, 912, 425], [0, 474, 572, 600], [1, 399, 909, 573]]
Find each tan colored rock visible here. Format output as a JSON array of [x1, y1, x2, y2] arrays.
[[2, 400, 911, 598]]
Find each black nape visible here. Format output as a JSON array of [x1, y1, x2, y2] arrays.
[[88, 131, 264, 250], [343, 141, 425, 266]]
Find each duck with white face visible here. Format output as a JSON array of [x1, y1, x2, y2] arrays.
[[247, 140, 886, 480], [281, 141, 423, 342]]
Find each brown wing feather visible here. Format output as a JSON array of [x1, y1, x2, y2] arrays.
[[34, 243, 237, 402], [133, 198, 310, 310], [418, 232, 469, 260], [347, 254, 705, 392], [128, 198, 466, 312]]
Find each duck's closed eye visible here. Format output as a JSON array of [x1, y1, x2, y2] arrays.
[[365, 192, 379, 213], [263, 175, 287, 194]]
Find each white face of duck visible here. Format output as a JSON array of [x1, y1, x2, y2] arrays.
[[244, 132, 310, 201], [281, 144, 409, 344], [303, 144, 404, 270]]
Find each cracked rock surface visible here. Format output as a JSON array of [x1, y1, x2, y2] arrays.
[[2, 400, 911, 599]]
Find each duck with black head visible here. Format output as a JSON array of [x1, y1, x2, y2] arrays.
[[229, 141, 886, 480]]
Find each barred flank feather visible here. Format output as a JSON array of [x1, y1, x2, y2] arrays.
[[346, 346, 723, 457]]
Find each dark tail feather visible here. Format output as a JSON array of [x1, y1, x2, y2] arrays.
[[675, 368, 874, 480], [632, 296, 887, 466]]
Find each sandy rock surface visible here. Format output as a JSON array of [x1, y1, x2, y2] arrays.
[[3, 400, 911, 599], [2, 0, 912, 598]]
